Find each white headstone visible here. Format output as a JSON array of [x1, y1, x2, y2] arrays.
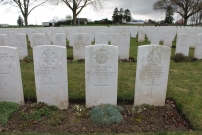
[[0, 46, 24, 105], [151, 30, 160, 44], [0, 34, 8, 46], [52, 33, 66, 47], [85, 45, 118, 108], [138, 27, 145, 42], [194, 34, 202, 59], [31, 33, 46, 48], [111, 33, 130, 60], [175, 33, 189, 56], [73, 33, 87, 59], [164, 30, 173, 47], [33, 45, 68, 109], [11, 33, 28, 60], [95, 33, 109, 45], [134, 45, 171, 106]]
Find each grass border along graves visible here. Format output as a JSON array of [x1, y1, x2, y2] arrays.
[[1, 36, 202, 134]]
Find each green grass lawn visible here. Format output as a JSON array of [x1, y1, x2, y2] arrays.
[[18, 36, 202, 134]]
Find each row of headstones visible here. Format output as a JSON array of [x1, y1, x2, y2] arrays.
[[0, 44, 171, 109], [0, 32, 131, 60], [138, 27, 202, 59]]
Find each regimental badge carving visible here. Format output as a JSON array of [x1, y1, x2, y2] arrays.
[[42, 49, 56, 66], [94, 48, 109, 64], [147, 47, 162, 66]]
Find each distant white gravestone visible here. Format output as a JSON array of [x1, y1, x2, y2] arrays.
[[0, 46, 24, 105], [194, 34, 202, 59], [0, 34, 8, 46], [30, 33, 46, 48], [175, 33, 189, 56], [73, 33, 87, 59], [11, 33, 28, 60], [52, 33, 66, 47], [33, 45, 68, 109], [85, 45, 118, 108], [134, 45, 171, 106], [138, 26, 145, 42], [95, 33, 109, 45]]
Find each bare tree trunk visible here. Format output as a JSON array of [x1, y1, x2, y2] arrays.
[[23, 15, 28, 27]]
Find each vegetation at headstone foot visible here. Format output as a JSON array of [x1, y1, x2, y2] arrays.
[[90, 104, 123, 125], [0, 102, 20, 126], [172, 53, 199, 62], [20, 102, 64, 126]]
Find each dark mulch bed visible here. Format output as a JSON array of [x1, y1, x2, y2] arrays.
[[2, 99, 191, 134]]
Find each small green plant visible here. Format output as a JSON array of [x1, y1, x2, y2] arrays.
[[0, 102, 20, 126], [72, 105, 89, 123], [72, 59, 78, 62], [22, 56, 33, 63], [90, 104, 123, 125], [20, 102, 64, 125]]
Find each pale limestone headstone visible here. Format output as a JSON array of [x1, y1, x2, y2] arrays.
[[95, 33, 109, 45], [164, 30, 173, 47], [188, 31, 197, 48], [11, 33, 28, 60], [85, 45, 118, 108], [31, 33, 46, 48], [111, 33, 130, 60], [134, 45, 171, 106], [73, 33, 87, 59], [138, 27, 145, 42], [175, 33, 189, 56], [52, 33, 66, 47], [0, 34, 8, 46], [151, 30, 160, 44], [33, 45, 68, 109], [0, 46, 24, 105], [194, 34, 202, 59]]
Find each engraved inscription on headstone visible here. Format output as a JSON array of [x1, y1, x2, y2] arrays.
[[85, 45, 118, 108], [0, 46, 24, 105], [134, 45, 171, 106], [34, 45, 68, 109]]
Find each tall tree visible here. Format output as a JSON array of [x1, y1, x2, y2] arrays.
[[112, 7, 119, 24], [119, 8, 124, 23], [0, 0, 48, 27], [17, 15, 24, 26], [124, 9, 132, 23], [164, 6, 174, 24], [52, 0, 106, 26], [153, 0, 202, 26]]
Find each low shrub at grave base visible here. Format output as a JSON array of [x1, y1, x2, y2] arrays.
[[90, 104, 123, 125], [171, 53, 199, 62], [0, 102, 20, 126]]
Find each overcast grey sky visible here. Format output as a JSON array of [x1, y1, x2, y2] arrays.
[[0, 0, 178, 25]]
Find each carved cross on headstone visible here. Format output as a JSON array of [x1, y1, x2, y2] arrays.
[[145, 77, 159, 98], [94, 77, 109, 100], [0, 72, 10, 99], [44, 77, 57, 97]]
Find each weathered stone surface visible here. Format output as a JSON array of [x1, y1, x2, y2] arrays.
[[31, 33, 46, 48], [0, 46, 24, 105], [194, 34, 202, 59], [52, 33, 66, 47], [11, 33, 28, 60], [85, 45, 118, 108], [33, 45, 68, 109], [73, 33, 87, 59], [0, 34, 8, 46], [95, 33, 109, 45], [134, 45, 171, 106], [175, 33, 189, 56]]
